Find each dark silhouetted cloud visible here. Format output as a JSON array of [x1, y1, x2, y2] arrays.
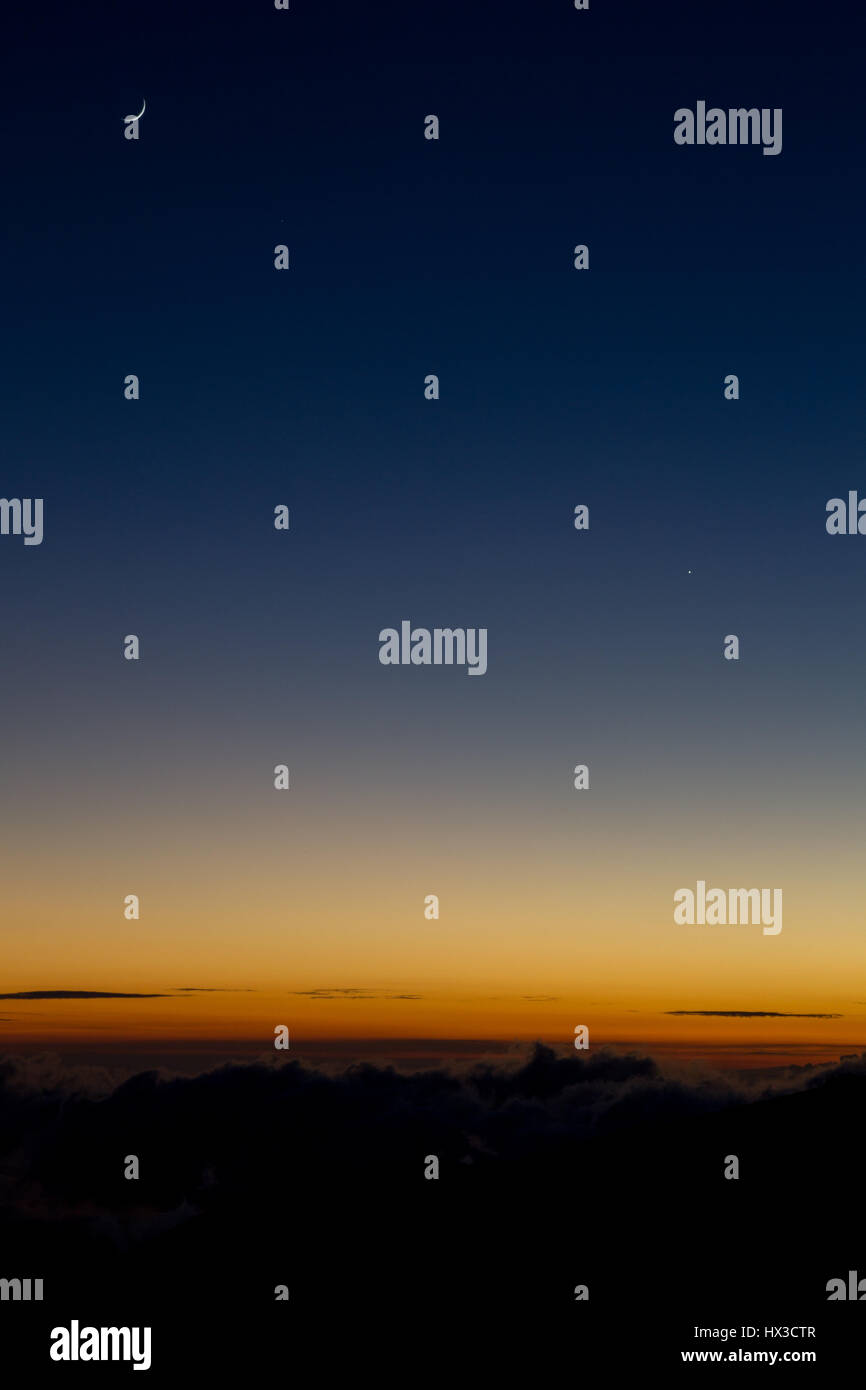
[[290, 988, 423, 1000], [0, 990, 173, 1000], [1, 1041, 863, 1272], [666, 1010, 842, 1019]]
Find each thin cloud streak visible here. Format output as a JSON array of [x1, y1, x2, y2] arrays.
[[0, 990, 173, 1000], [666, 1010, 842, 1019]]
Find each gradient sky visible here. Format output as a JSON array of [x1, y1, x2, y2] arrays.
[[3, 0, 865, 1065]]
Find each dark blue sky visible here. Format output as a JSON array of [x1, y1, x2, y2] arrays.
[[3, 0, 865, 940], [6, 0, 864, 558]]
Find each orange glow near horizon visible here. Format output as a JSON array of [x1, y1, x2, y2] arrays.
[[1, 984, 863, 1070], [3, 786, 864, 1070]]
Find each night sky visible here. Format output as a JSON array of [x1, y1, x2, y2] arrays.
[[3, 0, 865, 1063]]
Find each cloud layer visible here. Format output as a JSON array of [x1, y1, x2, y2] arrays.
[[2, 1041, 865, 1255]]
